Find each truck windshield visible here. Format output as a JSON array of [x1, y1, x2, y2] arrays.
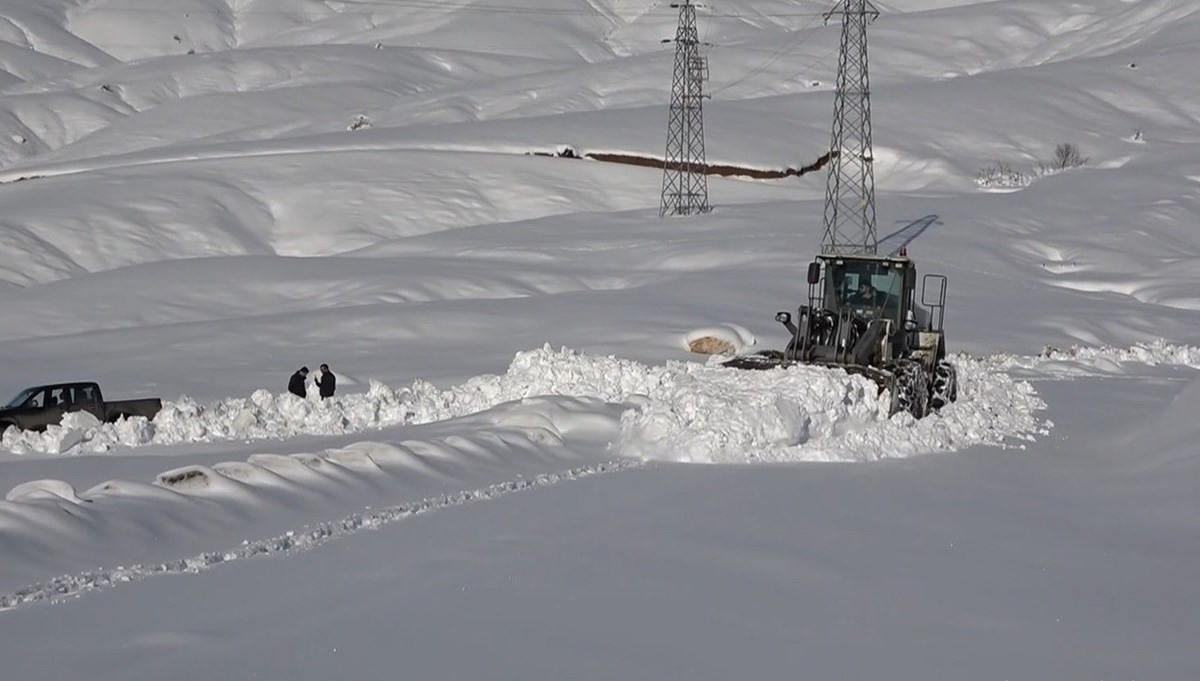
[[4, 387, 41, 409]]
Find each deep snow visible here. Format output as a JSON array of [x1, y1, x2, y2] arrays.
[[1, 345, 1047, 463], [3, 368, 1199, 681], [2, 0, 1200, 677]]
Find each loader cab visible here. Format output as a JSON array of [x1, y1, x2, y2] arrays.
[[816, 254, 915, 327]]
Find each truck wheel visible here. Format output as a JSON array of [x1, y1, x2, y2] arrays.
[[889, 360, 930, 419], [931, 361, 958, 411]]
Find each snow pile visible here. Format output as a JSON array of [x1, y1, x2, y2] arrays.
[[0, 383, 406, 455], [619, 363, 877, 463], [618, 354, 1046, 463], [976, 340, 1200, 377], [804, 360, 1046, 462], [2, 345, 1051, 463], [0, 347, 672, 455], [0, 348, 637, 455]]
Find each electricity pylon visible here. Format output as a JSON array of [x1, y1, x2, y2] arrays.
[[659, 0, 710, 217], [821, 0, 880, 254]]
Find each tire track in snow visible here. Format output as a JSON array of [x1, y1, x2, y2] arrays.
[[7, 341, 1179, 610], [0, 459, 641, 612]]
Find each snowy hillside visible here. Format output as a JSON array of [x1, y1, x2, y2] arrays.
[[1, 0, 1199, 678]]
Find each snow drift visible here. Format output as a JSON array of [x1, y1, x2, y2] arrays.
[[3, 344, 1050, 464]]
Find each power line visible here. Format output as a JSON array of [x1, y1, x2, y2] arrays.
[[64, 1, 830, 18], [330, 0, 833, 17], [88, 39, 662, 49], [733, 43, 840, 98], [709, 2, 832, 96], [62, 0, 848, 105], [700, 0, 714, 50]]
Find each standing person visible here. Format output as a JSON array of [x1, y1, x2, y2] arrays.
[[288, 366, 309, 398], [316, 363, 336, 399]]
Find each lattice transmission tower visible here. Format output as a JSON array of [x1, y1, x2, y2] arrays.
[[659, 0, 710, 217], [821, 0, 880, 254]]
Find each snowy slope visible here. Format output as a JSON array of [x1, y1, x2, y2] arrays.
[[0, 0, 1197, 396], [3, 353, 1199, 681], [1, 0, 1200, 677]]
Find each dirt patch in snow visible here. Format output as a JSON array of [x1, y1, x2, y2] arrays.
[[528, 147, 837, 180], [688, 336, 738, 356]]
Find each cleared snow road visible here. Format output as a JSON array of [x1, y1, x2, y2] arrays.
[[1, 346, 1044, 461], [0, 369, 1196, 680], [0, 343, 1188, 611]]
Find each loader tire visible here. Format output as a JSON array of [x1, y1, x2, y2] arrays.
[[889, 360, 930, 419], [930, 360, 958, 411]]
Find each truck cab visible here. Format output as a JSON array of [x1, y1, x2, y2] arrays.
[[2, 383, 105, 432], [0, 382, 161, 435]]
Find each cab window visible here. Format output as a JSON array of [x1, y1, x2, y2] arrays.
[[824, 260, 907, 323], [74, 385, 98, 403], [24, 390, 45, 409], [47, 387, 72, 407]]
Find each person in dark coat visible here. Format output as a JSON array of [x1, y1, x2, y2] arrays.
[[316, 363, 336, 399], [288, 366, 309, 398]]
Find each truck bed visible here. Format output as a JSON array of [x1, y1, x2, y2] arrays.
[[104, 398, 163, 421]]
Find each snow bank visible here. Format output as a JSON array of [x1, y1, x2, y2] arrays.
[[0, 347, 655, 455], [0, 396, 634, 602], [1, 344, 1064, 463], [5, 341, 1199, 610], [616, 352, 1046, 463], [977, 340, 1200, 377], [0, 459, 634, 611]]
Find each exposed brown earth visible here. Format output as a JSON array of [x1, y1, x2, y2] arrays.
[[687, 336, 738, 356], [529, 147, 836, 180]]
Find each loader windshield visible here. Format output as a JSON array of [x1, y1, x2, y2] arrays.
[[824, 258, 906, 324]]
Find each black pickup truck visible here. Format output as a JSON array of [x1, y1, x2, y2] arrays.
[[0, 382, 162, 434]]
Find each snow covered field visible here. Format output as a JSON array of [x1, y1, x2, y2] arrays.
[[1, 0, 1200, 678]]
